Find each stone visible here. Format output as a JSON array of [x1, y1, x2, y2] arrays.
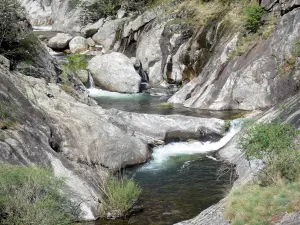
[[0, 55, 10, 68], [117, 9, 126, 19], [69, 36, 88, 53], [86, 38, 95, 47], [88, 52, 141, 93], [92, 18, 127, 50], [47, 33, 73, 50], [148, 60, 164, 87], [123, 10, 157, 37], [169, 9, 300, 110], [81, 19, 104, 38]]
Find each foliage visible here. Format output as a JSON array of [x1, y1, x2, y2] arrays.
[[222, 120, 231, 133], [0, 164, 80, 225], [244, 4, 266, 33], [101, 175, 142, 218], [225, 180, 300, 225], [0, 0, 23, 48], [0, 101, 16, 130], [62, 53, 88, 74], [79, 0, 121, 24], [239, 122, 300, 183]]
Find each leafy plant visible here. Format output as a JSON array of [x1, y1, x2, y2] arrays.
[[239, 122, 300, 182], [0, 164, 81, 224], [244, 5, 266, 33], [100, 175, 142, 218], [62, 53, 88, 74]]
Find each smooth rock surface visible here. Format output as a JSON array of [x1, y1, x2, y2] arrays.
[[88, 52, 141, 93], [47, 33, 73, 50], [69, 36, 89, 53], [81, 19, 105, 38]]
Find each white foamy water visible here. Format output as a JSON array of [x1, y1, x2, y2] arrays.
[[87, 88, 142, 99], [143, 119, 244, 169], [32, 26, 52, 31]]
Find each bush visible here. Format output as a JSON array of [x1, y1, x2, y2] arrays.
[[79, 0, 121, 24], [0, 0, 24, 48], [244, 4, 266, 33], [239, 122, 300, 183], [225, 180, 300, 225], [62, 53, 88, 74], [0, 164, 80, 225], [100, 175, 142, 218]]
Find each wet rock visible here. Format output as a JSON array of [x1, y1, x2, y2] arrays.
[[47, 33, 73, 50], [88, 52, 141, 93], [69, 36, 88, 53]]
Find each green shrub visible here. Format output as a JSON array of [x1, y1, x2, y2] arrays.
[[101, 175, 142, 218], [244, 5, 266, 33], [0, 0, 23, 48], [239, 122, 300, 183], [62, 53, 88, 74], [0, 164, 80, 225], [79, 0, 121, 24], [225, 180, 300, 225]]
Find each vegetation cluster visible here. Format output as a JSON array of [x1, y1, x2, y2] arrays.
[[225, 122, 300, 225], [0, 164, 81, 225]]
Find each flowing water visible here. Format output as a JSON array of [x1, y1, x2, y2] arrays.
[[84, 120, 243, 225], [34, 29, 244, 224]]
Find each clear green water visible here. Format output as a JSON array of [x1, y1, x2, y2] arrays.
[[91, 92, 244, 119], [84, 154, 232, 225]]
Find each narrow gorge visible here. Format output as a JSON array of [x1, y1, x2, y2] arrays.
[[0, 0, 300, 224]]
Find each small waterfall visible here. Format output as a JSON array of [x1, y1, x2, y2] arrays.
[[88, 72, 95, 89], [142, 119, 244, 169]]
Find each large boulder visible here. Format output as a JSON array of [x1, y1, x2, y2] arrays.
[[81, 19, 104, 38], [92, 18, 127, 50], [88, 52, 141, 93], [47, 33, 73, 50], [69, 36, 88, 53]]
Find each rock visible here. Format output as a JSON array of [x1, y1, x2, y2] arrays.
[[275, 212, 300, 225], [38, 35, 48, 41], [69, 36, 88, 53], [47, 33, 73, 50], [123, 10, 157, 37], [86, 38, 95, 47], [0, 55, 10, 68], [148, 60, 164, 87], [76, 69, 89, 83], [169, 9, 300, 110], [117, 9, 126, 19], [20, 0, 82, 32], [92, 18, 127, 50], [136, 25, 164, 72], [88, 52, 141, 93], [81, 19, 104, 38]]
